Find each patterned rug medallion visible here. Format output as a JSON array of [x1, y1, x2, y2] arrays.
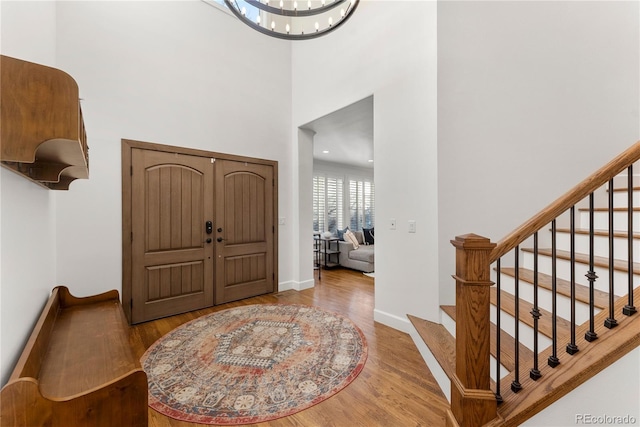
[[141, 304, 368, 425]]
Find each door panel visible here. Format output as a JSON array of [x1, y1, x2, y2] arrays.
[[215, 160, 274, 304], [131, 149, 214, 323]]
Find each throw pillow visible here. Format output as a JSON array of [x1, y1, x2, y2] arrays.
[[363, 227, 374, 245], [336, 227, 349, 241], [344, 230, 360, 249]]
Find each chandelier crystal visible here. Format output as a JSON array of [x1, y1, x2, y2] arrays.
[[224, 0, 359, 40]]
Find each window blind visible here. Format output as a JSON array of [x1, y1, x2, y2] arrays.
[[349, 179, 375, 230], [313, 174, 344, 233]]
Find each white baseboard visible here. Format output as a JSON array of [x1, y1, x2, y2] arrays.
[[278, 281, 295, 292], [278, 279, 315, 292], [373, 309, 412, 333]]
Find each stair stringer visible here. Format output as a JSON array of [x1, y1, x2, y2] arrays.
[[520, 347, 640, 427], [409, 180, 640, 426], [408, 287, 640, 426], [493, 286, 640, 427]]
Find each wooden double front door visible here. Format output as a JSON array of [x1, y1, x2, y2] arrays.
[[123, 140, 277, 324]]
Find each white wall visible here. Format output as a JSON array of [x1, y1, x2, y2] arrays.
[[313, 159, 373, 181], [292, 1, 439, 330], [52, 0, 292, 297], [0, 0, 59, 386], [295, 128, 316, 291], [437, 1, 640, 304], [0, 0, 292, 385]]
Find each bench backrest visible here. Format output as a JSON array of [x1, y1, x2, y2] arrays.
[[8, 287, 61, 381]]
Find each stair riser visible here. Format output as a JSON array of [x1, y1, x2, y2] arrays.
[[555, 231, 640, 262], [499, 274, 601, 326], [440, 309, 511, 382], [522, 251, 636, 296], [490, 305, 553, 352], [612, 190, 639, 208], [579, 210, 640, 232], [491, 359, 511, 382], [441, 309, 456, 339]]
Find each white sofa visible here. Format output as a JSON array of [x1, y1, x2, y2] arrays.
[[338, 231, 374, 273]]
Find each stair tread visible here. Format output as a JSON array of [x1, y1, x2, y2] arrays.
[[496, 286, 640, 427], [408, 313, 497, 391], [579, 207, 640, 211], [441, 305, 534, 373], [555, 227, 640, 239], [611, 186, 640, 192], [407, 315, 456, 381], [490, 288, 572, 339], [500, 267, 610, 309], [522, 247, 640, 274]]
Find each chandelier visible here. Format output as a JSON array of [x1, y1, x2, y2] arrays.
[[224, 0, 359, 40]]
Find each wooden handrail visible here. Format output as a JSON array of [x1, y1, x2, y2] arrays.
[[490, 140, 640, 262]]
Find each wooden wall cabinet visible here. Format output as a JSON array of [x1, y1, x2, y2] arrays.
[[1, 55, 88, 190]]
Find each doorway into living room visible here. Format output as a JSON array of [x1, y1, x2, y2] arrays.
[[300, 96, 375, 279]]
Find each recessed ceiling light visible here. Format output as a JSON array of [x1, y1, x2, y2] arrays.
[[368, 159, 374, 162], [322, 150, 330, 154]]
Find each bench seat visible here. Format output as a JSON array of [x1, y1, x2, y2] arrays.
[[0, 286, 148, 427]]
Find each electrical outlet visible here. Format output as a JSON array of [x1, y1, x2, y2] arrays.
[[278, 217, 285, 225], [408, 220, 416, 233]]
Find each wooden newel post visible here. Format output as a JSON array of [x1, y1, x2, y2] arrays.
[[450, 234, 497, 427]]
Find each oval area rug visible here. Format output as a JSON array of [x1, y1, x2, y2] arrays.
[[141, 304, 368, 425]]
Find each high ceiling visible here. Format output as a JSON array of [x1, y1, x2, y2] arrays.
[[301, 96, 374, 169]]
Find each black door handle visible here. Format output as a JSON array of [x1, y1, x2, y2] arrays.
[[206, 238, 212, 244], [217, 237, 225, 242]]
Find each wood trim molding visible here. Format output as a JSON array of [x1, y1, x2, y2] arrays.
[[450, 374, 498, 427], [121, 139, 278, 168], [446, 408, 460, 427], [121, 141, 133, 322]]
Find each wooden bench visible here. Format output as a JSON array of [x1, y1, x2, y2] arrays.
[[0, 286, 148, 426]]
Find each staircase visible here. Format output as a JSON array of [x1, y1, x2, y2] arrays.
[[410, 142, 640, 427]]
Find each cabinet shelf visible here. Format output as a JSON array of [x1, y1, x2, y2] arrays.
[[1, 55, 88, 190], [315, 237, 340, 269]]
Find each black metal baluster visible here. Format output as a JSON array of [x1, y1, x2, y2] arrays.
[[623, 165, 637, 316], [530, 232, 542, 380], [548, 220, 560, 367], [511, 247, 522, 392], [567, 207, 579, 355], [585, 192, 598, 342], [495, 258, 503, 404], [605, 178, 618, 329]]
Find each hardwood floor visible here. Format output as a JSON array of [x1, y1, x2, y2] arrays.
[[130, 268, 450, 427]]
